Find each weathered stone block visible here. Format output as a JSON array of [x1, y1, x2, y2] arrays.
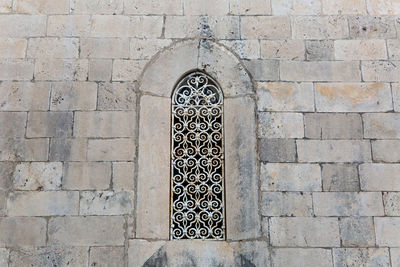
[[183, 0, 229, 15], [261, 163, 321, 191], [305, 40, 334, 60], [63, 162, 111, 190], [243, 60, 279, 81], [81, 38, 129, 58], [271, 0, 321, 15], [0, 82, 50, 111], [363, 113, 400, 139], [0, 112, 26, 137], [0, 217, 46, 246], [0, 138, 48, 161], [48, 216, 125, 246], [260, 139, 296, 162], [0, 162, 13, 190], [89, 59, 112, 81], [305, 113, 363, 139], [80, 190, 134, 215], [335, 40, 387, 60], [270, 217, 340, 247], [50, 138, 87, 161], [112, 59, 147, 81], [113, 162, 135, 190], [241, 16, 291, 39], [74, 111, 135, 137], [128, 239, 167, 266], [383, 192, 400, 216], [261, 192, 313, 216], [50, 82, 97, 111], [130, 39, 172, 60], [97, 82, 136, 110], [89, 247, 124, 267], [366, 0, 400, 15], [0, 15, 46, 37], [87, 138, 135, 161], [349, 16, 396, 39], [47, 15, 91, 36], [35, 59, 88, 81], [375, 217, 400, 247], [124, 0, 182, 14], [333, 248, 390, 267], [339, 217, 376, 247], [391, 83, 400, 111], [387, 40, 400, 60], [0, 248, 7, 266], [362, 61, 400, 82], [229, 0, 271, 15], [27, 38, 79, 58], [257, 82, 314, 111], [372, 140, 400, 162], [261, 40, 305, 60], [321, 164, 359, 191], [220, 40, 260, 59], [9, 247, 88, 267], [0, 190, 5, 215], [0, 59, 34, 80], [360, 164, 400, 191], [15, 0, 69, 14], [7, 191, 79, 216], [392, 248, 400, 267], [0, 38, 27, 58], [0, 0, 11, 13], [322, 0, 366, 14], [27, 112, 73, 138], [271, 248, 333, 267], [229, 241, 270, 267], [297, 140, 371, 162], [313, 192, 384, 216], [258, 112, 304, 138], [13, 162, 62, 190], [293, 16, 349, 39], [71, 0, 123, 14]]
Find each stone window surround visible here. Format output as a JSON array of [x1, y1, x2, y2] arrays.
[[135, 40, 260, 247]]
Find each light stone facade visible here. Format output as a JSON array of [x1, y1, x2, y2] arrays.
[[0, 0, 400, 266]]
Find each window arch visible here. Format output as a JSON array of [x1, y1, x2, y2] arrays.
[[170, 71, 225, 240]]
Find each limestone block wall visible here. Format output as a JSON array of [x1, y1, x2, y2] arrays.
[[0, 0, 400, 266]]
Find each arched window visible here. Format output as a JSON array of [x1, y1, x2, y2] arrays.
[[170, 71, 225, 240]]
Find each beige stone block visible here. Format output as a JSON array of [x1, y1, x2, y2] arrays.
[[128, 239, 166, 266], [322, 0, 367, 14], [306, 40, 334, 60], [322, 164, 359, 192], [271, 0, 321, 15], [261, 40, 305, 60], [15, 0, 69, 14], [270, 217, 340, 247], [89, 247, 124, 267], [366, 0, 400, 15], [0, 248, 7, 266], [130, 38, 172, 60], [50, 82, 97, 111], [124, 0, 182, 14], [27, 112, 73, 138], [281, 61, 360, 82], [81, 38, 129, 58], [0, 38, 27, 58], [0, 190, 5, 215], [89, 59, 112, 81], [219, 40, 260, 59], [74, 111, 135, 137], [0, 0, 11, 13], [375, 217, 400, 246], [258, 112, 304, 138], [97, 82, 136, 110], [261, 163, 321, 192], [0, 162, 13, 190], [87, 138, 135, 161], [0, 112, 26, 137], [183, 0, 229, 15], [383, 192, 400, 216], [257, 82, 314, 111], [0, 82, 50, 111], [90, 15, 163, 38], [315, 83, 392, 112], [271, 248, 333, 267], [243, 60, 279, 81], [241, 16, 291, 39], [372, 140, 400, 162], [297, 140, 371, 162], [112, 59, 146, 81], [229, 0, 271, 15], [392, 248, 400, 267], [113, 162, 134, 190], [349, 16, 396, 39], [0, 217, 46, 246], [313, 192, 384, 216], [261, 192, 313, 216], [7, 191, 79, 216], [80, 190, 134, 215], [35, 59, 88, 81], [50, 138, 87, 161], [0, 138, 48, 161], [0, 59, 34, 80], [339, 217, 376, 247], [48, 216, 125, 246], [71, 0, 123, 14], [63, 162, 111, 190], [387, 40, 400, 60], [136, 96, 169, 239], [362, 61, 400, 82], [0, 15, 46, 37], [10, 247, 88, 267], [333, 248, 390, 266], [293, 16, 349, 39], [363, 113, 400, 139], [13, 162, 62, 190], [27, 38, 78, 58], [360, 164, 400, 191], [47, 15, 91, 37], [335, 40, 387, 60]]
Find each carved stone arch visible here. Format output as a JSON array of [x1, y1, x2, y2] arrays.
[[135, 40, 260, 243]]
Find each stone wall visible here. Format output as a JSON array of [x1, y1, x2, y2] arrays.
[[0, 0, 400, 266]]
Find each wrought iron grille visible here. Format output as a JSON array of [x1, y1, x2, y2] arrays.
[[170, 71, 225, 240]]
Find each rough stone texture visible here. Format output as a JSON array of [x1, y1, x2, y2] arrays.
[[362, 61, 400, 82], [27, 38, 79, 58], [244, 60, 279, 81], [27, 112, 73, 138], [49, 138, 87, 161], [0, 162, 13, 190], [0, 82, 50, 111], [87, 138, 135, 161], [363, 113, 400, 139], [372, 140, 400, 162], [306, 40, 334, 60], [271, 248, 332, 267], [35, 59, 88, 81], [0, 112, 26, 137], [334, 40, 387, 60], [360, 164, 400, 191], [333, 248, 390, 267], [63, 162, 111, 190], [261, 192, 313, 216], [375, 217, 400, 247], [89, 59, 112, 81], [383, 192, 400, 216], [81, 38, 129, 59], [97, 82, 136, 110], [79, 190, 134, 215], [292, 16, 349, 39], [13, 162, 62, 190], [0, 248, 7, 266], [0, 38, 27, 58], [50, 82, 97, 111], [393, 83, 400, 112], [0, 217, 46, 246], [339, 217, 376, 247], [260, 139, 296, 162], [89, 247, 124, 267], [392, 248, 400, 267], [321, 164, 360, 191], [348, 16, 396, 39], [258, 112, 304, 138], [113, 162, 135, 190], [0, 138, 49, 161]]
